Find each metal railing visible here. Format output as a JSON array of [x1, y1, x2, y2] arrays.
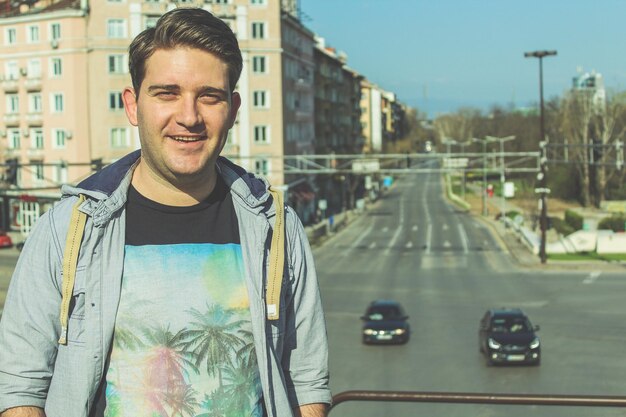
[[329, 390, 626, 414]]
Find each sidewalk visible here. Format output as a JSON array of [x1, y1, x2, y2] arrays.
[[448, 178, 626, 271]]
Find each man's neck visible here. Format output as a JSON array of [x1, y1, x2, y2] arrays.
[[131, 160, 218, 206]]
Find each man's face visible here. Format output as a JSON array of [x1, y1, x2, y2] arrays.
[[123, 47, 240, 186]]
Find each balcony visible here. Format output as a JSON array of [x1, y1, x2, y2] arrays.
[[25, 77, 42, 91], [2, 78, 18, 93], [27, 148, 45, 158], [3, 114, 20, 126], [25, 113, 43, 126]]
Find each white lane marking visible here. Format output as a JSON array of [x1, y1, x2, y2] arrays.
[[385, 196, 405, 255], [368, 241, 377, 249], [442, 224, 449, 231], [583, 271, 601, 285], [458, 224, 469, 254], [412, 225, 418, 232], [443, 240, 451, 248], [426, 224, 432, 254], [406, 241, 413, 249], [386, 225, 403, 255], [382, 226, 389, 233], [343, 223, 375, 257]]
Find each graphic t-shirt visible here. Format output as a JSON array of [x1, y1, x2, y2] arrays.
[[99, 179, 263, 417]]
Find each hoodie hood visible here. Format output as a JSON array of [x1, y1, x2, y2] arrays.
[[60, 150, 276, 225]]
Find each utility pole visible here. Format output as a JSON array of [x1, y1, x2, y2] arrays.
[[486, 135, 516, 220], [525, 49, 557, 264]]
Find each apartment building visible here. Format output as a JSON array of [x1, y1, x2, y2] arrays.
[[0, 0, 315, 192]]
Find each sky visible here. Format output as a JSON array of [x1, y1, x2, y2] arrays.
[[300, 0, 626, 117]]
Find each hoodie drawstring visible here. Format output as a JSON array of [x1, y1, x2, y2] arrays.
[[58, 194, 87, 345]]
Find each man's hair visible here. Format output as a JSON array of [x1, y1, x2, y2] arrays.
[[128, 7, 242, 93]]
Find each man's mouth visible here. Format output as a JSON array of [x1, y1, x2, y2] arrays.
[[170, 136, 205, 143]]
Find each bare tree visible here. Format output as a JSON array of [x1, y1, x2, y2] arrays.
[[559, 89, 595, 207], [591, 92, 626, 206], [433, 107, 480, 145]]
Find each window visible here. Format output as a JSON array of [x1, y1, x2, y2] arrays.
[[54, 163, 68, 184], [8, 129, 20, 149], [252, 22, 266, 39], [145, 16, 159, 29], [50, 58, 62, 76], [251, 0, 267, 5], [5, 61, 19, 80], [52, 129, 66, 148], [107, 19, 126, 39], [31, 160, 44, 182], [252, 56, 266, 74], [253, 90, 268, 108], [28, 59, 41, 78], [51, 93, 64, 112], [31, 129, 44, 149], [110, 128, 129, 148], [254, 125, 268, 143], [215, 0, 229, 3], [5, 28, 17, 45], [255, 159, 269, 176], [28, 93, 42, 113], [28, 25, 40, 43], [6, 94, 19, 114], [108, 55, 125, 74], [50, 23, 61, 40], [109, 92, 124, 110]]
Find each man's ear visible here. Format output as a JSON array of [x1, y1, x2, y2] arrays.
[[122, 87, 138, 126], [228, 91, 241, 129]]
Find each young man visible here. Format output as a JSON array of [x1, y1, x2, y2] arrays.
[[0, 8, 330, 417]]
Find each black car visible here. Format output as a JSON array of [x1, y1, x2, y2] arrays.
[[361, 300, 410, 344], [479, 308, 541, 365]]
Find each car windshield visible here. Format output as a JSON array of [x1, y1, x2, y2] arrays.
[[491, 317, 531, 333], [366, 306, 402, 320]]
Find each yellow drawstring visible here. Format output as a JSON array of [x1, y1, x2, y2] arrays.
[[58, 194, 87, 345], [266, 187, 284, 320]]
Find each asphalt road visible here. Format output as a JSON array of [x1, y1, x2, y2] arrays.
[[314, 171, 626, 417], [0, 171, 624, 417]]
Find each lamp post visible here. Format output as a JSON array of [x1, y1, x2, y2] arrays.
[[472, 137, 497, 216], [486, 135, 516, 220], [524, 50, 556, 264]]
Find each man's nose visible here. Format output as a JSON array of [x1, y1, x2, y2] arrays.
[[176, 96, 202, 127]]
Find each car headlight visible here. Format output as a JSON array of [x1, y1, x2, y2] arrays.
[[363, 329, 376, 335], [488, 338, 501, 349], [529, 337, 540, 349], [393, 329, 406, 335]]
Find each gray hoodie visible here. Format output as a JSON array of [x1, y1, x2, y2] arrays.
[[0, 150, 331, 417]]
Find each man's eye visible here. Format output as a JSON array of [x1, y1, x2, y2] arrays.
[[200, 94, 222, 103]]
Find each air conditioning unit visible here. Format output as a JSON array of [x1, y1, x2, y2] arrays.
[[65, 130, 73, 139], [19, 67, 27, 77], [50, 39, 59, 49], [22, 129, 30, 137]]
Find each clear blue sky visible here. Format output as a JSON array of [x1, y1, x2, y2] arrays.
[[300, 0, 626, 117]]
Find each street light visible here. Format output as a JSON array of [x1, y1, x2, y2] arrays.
[[486, 135, 516, 220], [525, 49, 557, 264], [472, 137, 498, 216]]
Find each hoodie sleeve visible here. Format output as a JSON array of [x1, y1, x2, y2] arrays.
[[0, 208, 63, 412], [280, 207, 332, 407]]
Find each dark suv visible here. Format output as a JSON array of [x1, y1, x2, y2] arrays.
[[479, 308, 541, 365]]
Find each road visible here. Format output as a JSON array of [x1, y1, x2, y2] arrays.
[[314, 171, 626, 417], [0, 171, 624, 416]]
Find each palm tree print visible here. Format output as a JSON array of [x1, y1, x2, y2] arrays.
[[181, 303, 246, 387]]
